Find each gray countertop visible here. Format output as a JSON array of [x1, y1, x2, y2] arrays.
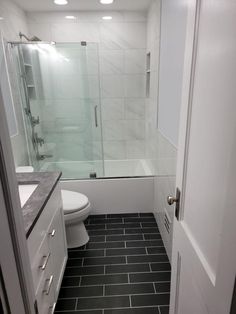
[[17, 172, 61, 238]]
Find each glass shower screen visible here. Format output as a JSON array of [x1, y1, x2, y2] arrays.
[[13, 42, 104, 179]]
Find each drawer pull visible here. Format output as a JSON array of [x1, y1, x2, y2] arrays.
[[48, 302, 56, 314], [39, 253, 50, 270], [49, 229, 56, 237], [43, 275, 53, 295]]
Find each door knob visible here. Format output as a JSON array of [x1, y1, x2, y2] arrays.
[[167, 195, 178, 205]]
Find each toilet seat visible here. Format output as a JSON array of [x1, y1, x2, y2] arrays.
[[61, 190, 89, 215]]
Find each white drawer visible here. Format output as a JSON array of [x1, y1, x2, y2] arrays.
[[31, 234, 51, 293], [27, 185, 62, 265]]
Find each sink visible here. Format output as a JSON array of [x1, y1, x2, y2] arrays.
[[18, 184, 38, 207]]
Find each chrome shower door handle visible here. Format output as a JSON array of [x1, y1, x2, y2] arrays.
[[94, 105, 98, 128]]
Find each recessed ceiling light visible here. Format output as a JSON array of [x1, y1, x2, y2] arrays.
[[54, 0, 68, 5], [102, 16, 113, 20], [100, 0, 114, 4], [65, 15, 76, 19]]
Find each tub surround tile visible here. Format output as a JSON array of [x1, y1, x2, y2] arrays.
[[56, 213, 171, 313]]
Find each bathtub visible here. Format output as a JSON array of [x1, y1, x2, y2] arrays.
[[41, 159, 154, 215]]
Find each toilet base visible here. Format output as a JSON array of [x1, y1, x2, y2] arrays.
[[65, 221, 89, 248]]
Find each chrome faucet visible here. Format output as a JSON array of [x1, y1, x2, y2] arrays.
[[36, 154, 53, 161]]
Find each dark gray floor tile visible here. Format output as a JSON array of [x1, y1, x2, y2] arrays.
[[55, 311, 102, 314], [124, 218, 156, 223], [159, 306, 170, 314], [76, 296, 130, 310], [144, 234, 161, 240], [89, 236, 106, 242], [67, 258, 83, 267], [59, 286, 103, 298], [130, 272, 171, 283], [61, 276, 81, 287], [125, 228, 159, 234], [127, 254, 169, 264], [139, 213, 154, 217], [89, 215, 107, 219], [151, 263, 171, 272], [86, 224, 106, 230], [155, 282, 171, 293], [81, 274, 128, 286], [68, 249, 104, 258], [89, 219, 123, 225], [69, 245, 86, 251], [105, 308, 159, 314], [64, 266, 104, 277], [147, 247, 166, 254], [141, 222, 158, 228], [107, 213, 139, 218], [86, 242, 125, 250], [106, 248, 146, 256], [83, 256, 126, 266], [106, 223, 141, 229], [106, 234, 143, 242], [126, 240, 163, 248], [105, 283, 154, 296], [131, 294, 170, 307], [55, 299, 76, 311], [106, 263, 149, 274], [88, 229, 124, 236]]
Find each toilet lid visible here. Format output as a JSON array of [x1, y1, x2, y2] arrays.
[[61, 190, 89, 214]]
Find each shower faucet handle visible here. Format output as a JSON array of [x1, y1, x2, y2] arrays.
[[31, 116, 40, 126], [34, 132, 44, 146], [37, 154, 53, 161]]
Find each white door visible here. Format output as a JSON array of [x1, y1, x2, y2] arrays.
[[170, 1, 236, 314]]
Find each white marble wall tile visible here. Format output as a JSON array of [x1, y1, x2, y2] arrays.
[[100, 49, 124, 74], [101, 98, 124, 121], [103, 120, 125, 141], [124, 120, 145, 140], [124, 49, 146, 74], [101, 74, 124, 98], [103, 140, 126, 160], [124, 75, 146, 97], [126, 140, 146, 159], [125, 98, 146, 120]]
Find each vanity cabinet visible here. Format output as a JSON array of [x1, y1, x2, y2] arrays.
[[27, 184, 67, 314]]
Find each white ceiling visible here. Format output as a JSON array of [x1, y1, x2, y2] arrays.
[[13, 0, 153, 12]]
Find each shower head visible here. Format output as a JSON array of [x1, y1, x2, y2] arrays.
[[19, 32, 41, 42]]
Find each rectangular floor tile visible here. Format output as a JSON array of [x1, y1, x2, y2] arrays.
[[76, 296, 130, 310], [147, 247, 166, 254], [89, 215, 106, 219], [139, 213, 154, 217], [124, 218, 156, 223], [105, 283, 154, 296], [131, 294, 170, 307], [141, 222, 158, 228], [107, 213, 139, 218], [66, 259, 84, 267], [86, 224, 106, 230], [81, 274, 128, 286], [106, 248, 146, 256], [59, 286, 103, 299], [105, 263, 150, 274], [151, 263, 171, 272], [159, 306, 170, 314], [144, 234, 161, 240], [106, 234, 143, 242], [55, 299, 76, 311], [55, 311, 102, 314], [106, 223, 141, 229], [61, 276, 81, 287], [125, 228, 159, 234], [155, 282, 171, 293], [104, 307, 159, 314], [64, 266, 104, 277], [83, 256, 126, 266], [88, 229, 124, 236], [89, 236, 106, 242], [89, 219, 123, 225], [127, 254, 169, 264], [68, 249, 104, 258], [130, 272, 171, 283], [126, 240, 163, 248], [86, 242, 125, 250]]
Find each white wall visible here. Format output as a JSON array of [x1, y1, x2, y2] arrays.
[[27, 11, 147, 161], [0, 0, 29, 167]]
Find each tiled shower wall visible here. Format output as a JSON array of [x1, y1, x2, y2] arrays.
[[0, 0, 29, 167], [27, 11, 147, 160]]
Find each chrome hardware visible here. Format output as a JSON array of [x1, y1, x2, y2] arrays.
[[39, 253, 50, 270], [48, 302, 56, 314], [167, 188, 181, 221], [36, 154, 53, 161], [49, 229, 56, 237], [94, 105, 98, 128], [43, 275, 53, 295], [34, 133, 44, 146]]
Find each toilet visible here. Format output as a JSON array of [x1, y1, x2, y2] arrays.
[[61, 190, 91, 248]]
